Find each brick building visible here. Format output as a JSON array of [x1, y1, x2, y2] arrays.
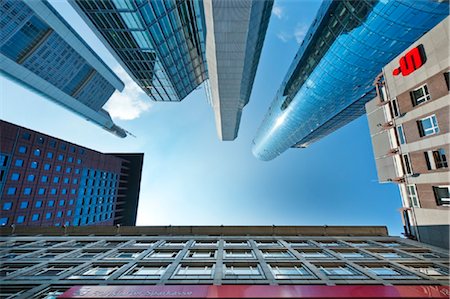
[[0, 120, 143, 227], [366, 17, 449, 249]]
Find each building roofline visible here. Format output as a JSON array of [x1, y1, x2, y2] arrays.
[[1, 225, 388, 237]]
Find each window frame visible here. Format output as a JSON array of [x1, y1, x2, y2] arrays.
[[410, 84, 431, 106], [418, 115, 439, 137]]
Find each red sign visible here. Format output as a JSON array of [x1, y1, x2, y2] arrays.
[[392, 45, 426, 77], [59, 285, 450, 298]]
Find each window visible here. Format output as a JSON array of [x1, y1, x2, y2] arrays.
[[402, 154, 413, 175], [11, 173, 19, 181], [3, 202, 12, 210], [44, 164, 51, 170], [56, 211, 63, 218], [27, 174, 35, 182], [390, 98, 400, 117], [55, 166, 62, 172], [35, 265, 73, 276], [256, 240, 280, 247], [31, 214, 40, 221], [53, 177, 59, 183], [45, 212, 52, 220], [186, 250, 216, 258], [58, 154, 64, 161], [289, 241, 311, 247], [19, 202, 28, 209], [33, 149, 41, 156], [365, 265, 416, 279], [47, 152, 53, 159], [7, 187, 16, 195], [396, 125, 406, 145], [224, 250, 254, 259], [406, 185, 420, 207], [80, 266, 118, 276], [262, 250, 293, 259], [410, 84, 431, 106], [66, 167, 71, 174], [173, 265, 214, 279], [63, 178, 69, 184], [18, 146, 27, 154], [30, 161, 38, 169], [433, 186, 450, 206], [319, 265, 363, 278], [338, 251, 372, 259], [377, 251, 409, 259], [50, 188, 57, 195], [444, 72, 450, 91], [125, 265, 166, 279], [48, 200, 55, 207], [269, 265, 314, 279], [59, 200, 65, 206], [68, 157, 74, 163], [193, 241, 218, 247], [15, 159, 23, 167], [418, 115, 439, 137], [42, 176, 49, 183], [162, 241, 187, 247], [224, 265, 263, 279], [107, 252, 141, 259], [298, 250, 332, 259], [35, 201, 43, 208], [425, 148, 448, 170], [38, 188, 45, 195], [16, 216, 25, 224], [414, 266, 448, 277], [23, 188, 32, 195], [77, 159, 82, 164], [0, 218, 8, 226], [147, 250, 179, 259]]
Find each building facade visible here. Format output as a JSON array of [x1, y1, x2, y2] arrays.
[[0, 0, 127, 138], [204, 0, 273, 140], [70, 0, 208, 103], [0, 226, 448, 298], [252, 0, 449, 161], [366, 17, 449, 249], [0, 120, 144, 227]]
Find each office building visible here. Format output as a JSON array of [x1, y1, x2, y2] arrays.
[[0, 120, 144, 227], [252, 0, 449, 161], [71, 0, 273, 141], [203, 0, 273, 140], [70, 0, 208, 102], [366, 17, 449, 249], [0, 0, 127, 138], [0, 225, 448, 298]]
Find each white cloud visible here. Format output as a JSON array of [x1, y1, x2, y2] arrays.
[[105, 67, 151, 120], [272, 3, 284, 19], [294, 23, 308, 44], [276, 32, 290, 43]]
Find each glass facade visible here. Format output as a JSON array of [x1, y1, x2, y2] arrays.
[[73, 0, 208, 102], [252, 0, 449, 161], [0, 0, 116, 111]]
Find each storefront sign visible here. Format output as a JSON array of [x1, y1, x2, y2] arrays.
[[392, 45, 426, 77], [59, 285, 450, 298]]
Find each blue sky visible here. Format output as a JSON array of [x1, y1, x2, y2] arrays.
[[0, 0, 404, 235]]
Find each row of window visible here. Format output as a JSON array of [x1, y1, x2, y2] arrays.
[[5, 186, 77, 196], [2, 262, 448, 281], [12, 159, 79, 173], [9, 173, 80, 184], [16, 145, 82, 164], [17, 131, 86, 155]]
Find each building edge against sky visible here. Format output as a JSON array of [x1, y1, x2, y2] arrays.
[[366, 17, 449, 249], [204, 0, 273, 141], [0, 0, 127, 138], [0, 225, 448, 298], [252, 0, 449, 161], [0, 120, 144, 227]]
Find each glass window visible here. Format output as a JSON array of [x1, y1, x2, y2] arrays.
[[38, 188, 45, 195], [23, 188, 32, 195], [224, 265, 263, 279], [224, 250, 254, 259], [47, 152, 53, 159], [44, 164, 51, 170], [22, 133, 30, 140], [147, 251, 179, 258], [66, 167, 71, 173], [7, 187, 16, 195], [3, 202, 12, 210], [262, 251, 293, 259], [173, 265, 214, 279], [45, 212, 52, 220], [35, 201, 43, 208], [82, 266, 117, 276], [33, 149, 41, 157], [58, 154, 64, 161], [18, 146, 27, 154], [108, 252, 141, 259], [63, 178, 69, 184], [30, 161, 38, 169], [410, 84, 431, 106], [127, 265, 166, 278], [55, 166, 62, 172], [16, 216, 25, 224], [299, 251, 331, 259], [36, 266, 72, 276], [31, 214, 40, 221], [0, 218, 8, 226], [338, 251, 371, 259], [20, 202, 28, 209], [186, 250, 216, 258], [50, 188, 57, 195], [396, 125, 406, 144], [15, 159, 24, 167], [433, 186, 450, 206], [418, 115, 439, 137], [48, 200, 55, 207], [11, 173, 19, 181], [53, 177, 59, 183], [269, 265, 313, 279], [425, 148, 448, 170], [414, 266, 448, 276], [27, 174, 35, 182], [406, 185, 420, 208], [319, 265, 360, 277], [59, 200, 65, 206], [402, 154, 413, 175]]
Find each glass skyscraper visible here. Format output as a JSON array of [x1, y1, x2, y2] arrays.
[[71, 0, 208, 102], [252, 0, 449, 161], [0, 0, 127, 138]]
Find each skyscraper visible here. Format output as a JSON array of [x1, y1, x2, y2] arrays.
[[252, 0, 449, 161], [70, 0, 208, 102], [366, 17, 449, 249], [0, 225, 448, 298], [203, 0, 273, 140], [0, 120, 144, 227], [70, 0, 273, 140], [0, 0, 127, 138]]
